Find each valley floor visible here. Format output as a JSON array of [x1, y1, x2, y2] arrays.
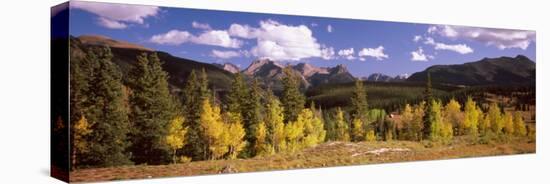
[[69, 137, 535, 182]]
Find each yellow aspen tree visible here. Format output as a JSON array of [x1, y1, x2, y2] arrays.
[[513, 111, 527, 136], [430, 100, 453, 142], [503, 111, 514, 135], [166, 116, 188, 164], [463, 97, 480, 136], [72, 115, 93, 169], [301, 108, 326, 148], [351, 118, 365, 142], [412, 102, 425, 141], [225, 112, 246, 159], [284, 118, 305, 153], [265, 96, 286, 152], [479, 113, 491, 136], [400, 104, 414, 140], [334, 107, 350, 142], [253, 121, 271, 156], [488, 103, 504, 134], [444, 99, 462, 135], [200, 99, 226, 160], [365, 130, 376, 141]]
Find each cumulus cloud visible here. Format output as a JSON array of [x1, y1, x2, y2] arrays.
[[338, 48, 355, 60], [358, 46, 389, 61], [210, 50, 241, 59], [327, 25, 333, 33], [229, 20, 324, 61], [153, 19, 335, 61], [150, 30, 192, 45], [410, 47, 433, 61], [150, 29, 242, 48], [424, 37, 473, 54], [413, 35, 422, 42], [97, 17, 127, 29], [427, 25, 535, 50], [320, 46, 336, 60], [228, 23, 258, 39], [192, 30, 242, 48], [192, 21, 211, 30], [71, 1, 159, 29]]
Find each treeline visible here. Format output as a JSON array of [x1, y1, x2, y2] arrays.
[[69, 47, 327, 169], [67, 47, 533, 170]]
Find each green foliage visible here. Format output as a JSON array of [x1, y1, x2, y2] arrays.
[[350, 80, 368, 121], [166, 116, 188, 164], [182, 69, 210, 160], [227, 73, 247, 114], [128, 52, 176, 165], [81, 47, 132, 167], [334, 108, 350, 142], [422, 73, 434, 139], [72, 115, 93, 169], [242, 79, 264, 155], [281, 66, 305, 123]]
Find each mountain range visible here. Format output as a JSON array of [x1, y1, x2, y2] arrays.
[[407, 55, 535, 86], [240, 59, 355, 89], [67, 34, 536, 94]]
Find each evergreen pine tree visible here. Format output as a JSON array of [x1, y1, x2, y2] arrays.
[[281, 66, 305, 123], [242, 79, 264, 155], [422, 72, 434, 139], [127, 52, 176, 164], [86, 47, 132, 167]]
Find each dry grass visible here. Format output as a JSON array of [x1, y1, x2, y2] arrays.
[[70, 137, 535, 183]]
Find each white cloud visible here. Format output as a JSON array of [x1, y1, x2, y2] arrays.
[[71, 1, 159, 29], [424, 37, 473, 54], [230, 20, 323, 61], [411, 47, 433, 61], [228, 23, 258, 39], [433, 43, 473, 54], [413, 35, 422, 42], [192, 30, 242, 48], [210, 50, 241, 59], [150, 29, 242, 48], [97, 17, 127, 29], [428, 25, 535, 50], [320, 46, 335, 60], [327, 25, 333, 33], [150, 30, 192, 45], [358, 46, 389, 61], [338, 48, 355, 60], [153, 19, 334, 61], [192, 21, 211, 30]]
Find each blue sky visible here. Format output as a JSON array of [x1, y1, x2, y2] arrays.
[[68, 1, 536, 77]]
